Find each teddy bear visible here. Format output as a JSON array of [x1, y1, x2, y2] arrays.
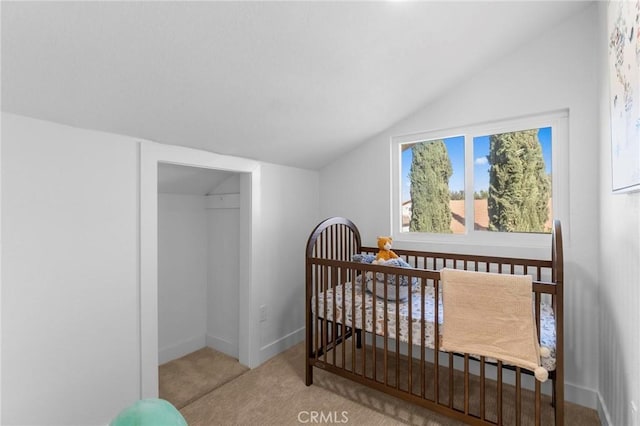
[[373, 236, 399, 264]]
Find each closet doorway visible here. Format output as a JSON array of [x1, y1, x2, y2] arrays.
[[156, 164, 249, 408], [157, 164, 241, 363], [139, 141, 260, 399]]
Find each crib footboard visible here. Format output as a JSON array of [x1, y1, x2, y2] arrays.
[[305, 217, 564, 426]]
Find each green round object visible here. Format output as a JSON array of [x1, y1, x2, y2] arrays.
[[110, 398, 188, 426]]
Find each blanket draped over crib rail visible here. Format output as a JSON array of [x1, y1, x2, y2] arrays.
[[440, 268, 548, 382]]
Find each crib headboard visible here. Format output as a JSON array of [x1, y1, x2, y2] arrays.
[[305, 216, 361, 261]]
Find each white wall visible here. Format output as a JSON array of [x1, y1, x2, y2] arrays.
[[596, 3, 640, 426], [255, 163, 321, 362], [158, 193, 208, 364], [1, 113, 321, 425], [157, 177, 243, 363], [321, 4, 600, 408], [1, 114, 140, 425], [207, 174, 241, 358]]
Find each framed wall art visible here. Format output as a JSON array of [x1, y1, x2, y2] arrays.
[[608, 0, 640, 193]]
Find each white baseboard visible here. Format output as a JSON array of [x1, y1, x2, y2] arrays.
[[158, 335, 206, 365], [565, 381, 599, 410], [597, 392, 613, 426], [206, 334, 239, 359], [258, 327, 305, 365]]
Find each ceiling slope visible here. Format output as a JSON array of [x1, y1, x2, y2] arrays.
[[2, 1, 592, 170]]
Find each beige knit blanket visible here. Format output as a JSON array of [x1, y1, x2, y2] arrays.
[[440, 268, 548, 381]]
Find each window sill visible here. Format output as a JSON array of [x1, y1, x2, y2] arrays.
[[392, 232, 552, 260]]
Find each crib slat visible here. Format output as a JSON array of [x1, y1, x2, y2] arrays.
[[322, 266, 328, 365], [341, 269, 346, 370], [339, 224, 344, 260], [434, 278, 440, 404], [448, 352, 454, 409], [535, 292, 542, 338], [464, 354, 469, 415], [395, 275, 400, 390], [535, 378, 541, 426], [332, 266, 337, 367], [516, 367, 522, 426], [361, 267, 367, 380], [321, 232, 326, 259], [480, 357, 486, 421], [421, 278, 426, 399], [383, 272, 388, 386], [537, 265, 542, 281], [407, 274, 413, 395], [497, 361, 503, 425], [329, 225, 334, 259], [372, 271, 378, 382], [351, 268, 356, 374], [314, 264, 320, 362]]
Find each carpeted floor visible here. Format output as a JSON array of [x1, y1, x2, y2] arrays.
[[161, 343, 601, 425], [159, 347, 249, 409]]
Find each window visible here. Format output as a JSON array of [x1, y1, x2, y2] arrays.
[[391, 112, 567, 247], [401, 136, 466, 234]]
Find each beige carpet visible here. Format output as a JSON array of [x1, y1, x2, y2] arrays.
[[159, 347, 249, 409], [173, 343, 600, 426]]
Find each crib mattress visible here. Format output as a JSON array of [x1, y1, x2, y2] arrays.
[[312, 282, 556, 372]]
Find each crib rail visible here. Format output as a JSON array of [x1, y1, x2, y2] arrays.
[[305, 217, 564, 426]]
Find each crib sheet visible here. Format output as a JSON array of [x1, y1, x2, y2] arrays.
[[312, 282, 557, 372]]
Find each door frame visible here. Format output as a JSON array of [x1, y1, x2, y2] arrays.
[[139, 141, 260, 397]]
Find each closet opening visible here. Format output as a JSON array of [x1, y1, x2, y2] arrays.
[[139, 141, 260, 399], [156, 164, 247, 407]]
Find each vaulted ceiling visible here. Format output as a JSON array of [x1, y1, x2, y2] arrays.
[[2, 1, 592, 170]]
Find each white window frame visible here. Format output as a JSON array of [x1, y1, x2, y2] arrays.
[[390, 111, 569, 252]]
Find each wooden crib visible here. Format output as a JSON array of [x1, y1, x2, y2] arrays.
[[305, 217, 564, 425]]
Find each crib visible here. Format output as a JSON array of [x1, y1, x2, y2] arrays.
[[305, 217, 564, 425]]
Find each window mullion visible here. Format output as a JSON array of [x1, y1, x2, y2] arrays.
[[464, 134, 474, 236]]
